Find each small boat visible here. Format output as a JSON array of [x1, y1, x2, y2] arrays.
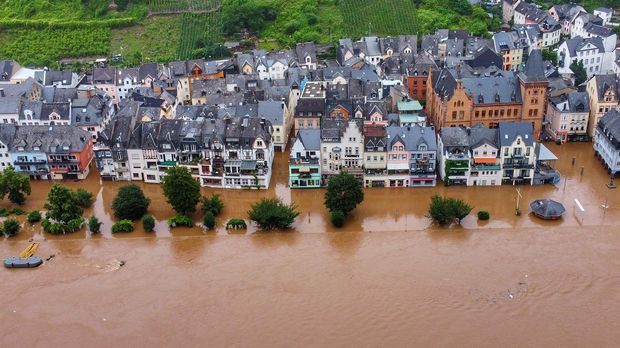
[[4, 256, 43, 268]]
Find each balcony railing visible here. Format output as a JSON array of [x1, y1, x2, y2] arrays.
[[14, 159, 46, 165]]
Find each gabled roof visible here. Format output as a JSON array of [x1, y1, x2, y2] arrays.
[[597, 109, 620, 148], [296, 129, 321, 151], [498, 122, 534, 147]]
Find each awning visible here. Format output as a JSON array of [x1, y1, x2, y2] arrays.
[[474, 157, 497, 164], [387, 162, 410, 170], [240, 160, 257, 170], [536, 143, 558, 161]]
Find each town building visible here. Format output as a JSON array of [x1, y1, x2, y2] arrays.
[[586, 74, 619, 137], [545, 92, 590, 143], [427, 49, 548, 138], [498, 122, 536, 185], [289, 129, 321, 188], [594, 109, 620, 174]]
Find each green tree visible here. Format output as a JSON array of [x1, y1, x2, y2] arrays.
[[74, 188, 94, 208], [570, 60, 587, 86], [2, 218, 21, 237], [542, 49, 558, 65], [0, 166, 31, 205], [203, 211, 216, 230], [428, 195, 472, 225], [88, 216, 102, 234], [324, 172, 364, 215], [112, 184, 150, 220], [201, 193, 224, 216], [44, 184, 84, 224], [162, 167, 201, 215], [142, 214, 155, 232], [248, 198, 299, 230]]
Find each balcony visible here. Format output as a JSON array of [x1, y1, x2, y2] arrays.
[[48, 158, 80, 164], [14, 159, 46, 165], [503, 160, 534, 169], [290, 157, 320, 165]]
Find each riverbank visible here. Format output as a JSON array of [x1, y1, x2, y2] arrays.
[[2, 226, 620, 347]]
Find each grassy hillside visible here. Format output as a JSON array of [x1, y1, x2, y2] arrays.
[[0, 0, 499, 67]]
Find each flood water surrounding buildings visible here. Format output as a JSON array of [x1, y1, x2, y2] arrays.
[[1, 145, 620, 347]]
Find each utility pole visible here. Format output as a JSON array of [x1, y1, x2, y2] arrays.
[[515, 188, 522, 216]]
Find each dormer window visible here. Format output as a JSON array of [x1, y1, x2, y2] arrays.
[[306, 56, 311, 63], [33, 146, 40, 151]]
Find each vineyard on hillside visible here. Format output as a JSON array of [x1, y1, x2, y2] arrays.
[[148, 0, 222, 14], [176, 11, 224, 60], [0, 28, 111, 67], [338, 0, 420, 38]]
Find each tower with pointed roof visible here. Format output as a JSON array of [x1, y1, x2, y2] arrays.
[[519, 49, 548, 139]]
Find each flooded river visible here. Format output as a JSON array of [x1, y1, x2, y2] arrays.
[[1, 143, 620, 346]]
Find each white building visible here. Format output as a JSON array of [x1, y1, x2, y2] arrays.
[[558, 37, 605, 77], [594, 109, 620, 174]]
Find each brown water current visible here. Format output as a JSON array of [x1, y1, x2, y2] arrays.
[[1, 143, 620, 347]]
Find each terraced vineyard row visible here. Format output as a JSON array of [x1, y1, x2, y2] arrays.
[[175, 10, 223, 60], [338, 0, 420, 39], [148, 0, 222, 14]]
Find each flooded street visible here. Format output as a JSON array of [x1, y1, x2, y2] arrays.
[[2, 142, 620, 346]]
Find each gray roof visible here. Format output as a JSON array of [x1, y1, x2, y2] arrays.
[[11, 125, 91, 152], [593, 74, 619, 100], [0, 124, 17, 146], [549, 92, 589, 113], [498, 122, 534, 147], [562, 36, 604, 57], [297, 129, 321, 151], [597, 109, 620, 147], [386, 125, 437, 151], [469, 124, 498, 148], [584, 23, 612, 37], [463, 74, 522, 104], [0, 60, 18, 81], [295, 42, 317, 63], [520, 49, 546, 83], [257, 100, 285, 126], [440, 127, 469, 147]]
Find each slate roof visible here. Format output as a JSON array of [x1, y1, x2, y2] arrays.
[[11, 125, 91, 152], [296, 129, 321, 151], [584, 23, 612, 37], [0, 124, 17, 146], [440, 127, 469, 147], [295, 42, 317, 63], [498, 122, 534, 147], [592, 74, 619, 100], [598, 109, 620, 147], [520, 49, 546, 83], [386, 125, 437, 151], [468, 46, 503, 69], [139, 63, 159, 81], [549, 92, 589, 113], [469, 124, 498, 149], [0, 60, 18, 81], [92, 67, 115, 84], [562, 36, 605, 57]]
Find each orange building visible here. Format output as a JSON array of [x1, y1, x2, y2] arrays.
[[47, 127, 94, 180], [426, 49, 548, 138], [406, 53, 437, 103]]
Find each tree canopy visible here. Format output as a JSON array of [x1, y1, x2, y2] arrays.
[[0, 166, 31, 205], [324, 172, 364, 215], [428, 195, 472, 225], [112, 184, 150, 220], [162, 166, 201, 215], [248, 198, 299, 230], [570, 60, 587, 86]]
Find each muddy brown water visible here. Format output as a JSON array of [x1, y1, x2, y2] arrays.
[[1, 143, 620, 347]]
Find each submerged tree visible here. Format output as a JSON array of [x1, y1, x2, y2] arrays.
[[0, 166, 31, 205], [112, 184, 150, 220], [162, 167, 201, 215], [248, 198, 299, 230], [324, 172, 364, 215]]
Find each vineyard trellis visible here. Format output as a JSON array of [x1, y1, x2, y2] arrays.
[[175, 9, 224, 60], [338, 0, 420, 38], [148, 0, 222, 15]]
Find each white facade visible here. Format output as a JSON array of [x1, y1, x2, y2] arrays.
[[558, 39, 604, 77]]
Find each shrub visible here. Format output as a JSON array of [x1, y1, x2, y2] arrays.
[[0, 208, 7, 217], [201, 194, 224, 216], [203, 211, 216, 230], [248, 198, 299, 230], [10, 207, 25, 215], [112, 184, 150, 220], [331, 210, 345, 228], [27, 211, 42, 223], [226, 218, 247, 229], [477, 211, 490, 220], [41, 217, 84, 235], [74, 188, 95, 208], [428, 195, 472, 225], [88, 216, 102, 234], [2, 218, 21, 237], [0, 166, 31, 205], [168, 215, 194, 228], [142, 214, 155, 232], [111, 220, 134, 233]]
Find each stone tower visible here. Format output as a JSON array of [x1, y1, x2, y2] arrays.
[[519, 49, 548, 139]]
